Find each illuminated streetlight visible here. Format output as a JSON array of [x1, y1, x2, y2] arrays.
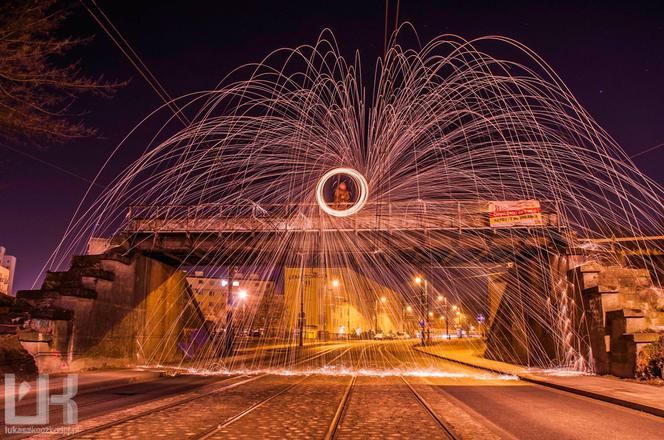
[[437, 295, 443, 301], [332, 279, 340, 288], [414, 275, 430, 345], [221, 279, 228, 287], [406, 306, 412, 312], [452, 305, 458, 311], [238, 289, 248, 300], [375, 295, 387, 334]]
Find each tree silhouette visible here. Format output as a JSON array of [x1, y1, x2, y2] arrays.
[[0, 0, 124, 144]]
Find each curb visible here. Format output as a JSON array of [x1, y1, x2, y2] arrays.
[[416, 347, 664, 419]]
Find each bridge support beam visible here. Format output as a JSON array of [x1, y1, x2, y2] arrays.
[[15, 250, 207, 372], [485, 251, 562, 367]]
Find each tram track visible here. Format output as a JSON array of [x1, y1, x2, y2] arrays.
[[364, 342, 461, 439], [323, 375, 356, 440], [58, 344, 347, 439], [61, 374, 257, 439], [192, 375, 309, 439], [179, 344, 357, 439], [400, 375, 460, 440]]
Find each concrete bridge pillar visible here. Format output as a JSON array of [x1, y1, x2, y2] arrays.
[[485, 251, 563, 367], [15, 250, 206, 371]]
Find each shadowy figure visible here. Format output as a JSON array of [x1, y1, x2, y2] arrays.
[[333, 181, 352, 209]]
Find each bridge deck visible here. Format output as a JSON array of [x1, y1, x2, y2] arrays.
[[124, 201, 562, 234], [117, 201, 568, 265]]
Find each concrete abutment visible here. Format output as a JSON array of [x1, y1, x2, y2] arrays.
[[10, 250, 205, 373]]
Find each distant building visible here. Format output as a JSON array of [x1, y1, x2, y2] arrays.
[[186, 271, 228, 327], [185, 271, 276, 333], [0, 246, 16, 296], [283, 267, 403, 340]]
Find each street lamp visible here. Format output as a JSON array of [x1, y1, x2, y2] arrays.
[[437, 295, 450, 340], [414, 275, 430, 346], [298, 254, 305, 347], [224, 267, 238, 354], [402, 305, 412, 333], [455, 310, 464, 337], [237, 289, 248, 330], [375, 296, 387, 334], [331, 279, 350, 339]]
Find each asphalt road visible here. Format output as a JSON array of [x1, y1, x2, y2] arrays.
[[6, 340, 662, 439]]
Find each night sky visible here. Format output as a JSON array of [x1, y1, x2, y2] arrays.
[[1, 0, 663, 293]]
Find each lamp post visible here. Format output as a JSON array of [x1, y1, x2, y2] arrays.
[[224, 266, 237, 354], [455, 307, 464, 338], [238, 288, 248, 328], [402, 305, 412, 333], [331, 278, 348, 340], [298, 254, 305, 348], [375, 296, 386, 334], [438, 295, 450, 340], [415, 276, 429, 346], [346, 299, 351, 339]]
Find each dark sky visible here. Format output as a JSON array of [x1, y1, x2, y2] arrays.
[[1, 0, 663, 293]]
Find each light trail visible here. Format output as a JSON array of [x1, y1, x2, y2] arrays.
[[316, 167, 369, 217], [43, 28, 663, 375]]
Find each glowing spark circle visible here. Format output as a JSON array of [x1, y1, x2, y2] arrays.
[[316, 167, 369, 217]]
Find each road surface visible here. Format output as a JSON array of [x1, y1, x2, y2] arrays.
[[5, 340, 662, 439]]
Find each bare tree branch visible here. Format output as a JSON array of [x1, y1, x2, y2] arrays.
[[0, 0, 126, 144]]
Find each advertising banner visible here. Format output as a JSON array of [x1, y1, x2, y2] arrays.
[[488, 200, 542, 227]]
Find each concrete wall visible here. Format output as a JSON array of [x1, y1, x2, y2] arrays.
[[17, 251, 204, 372], [0, 246, 16, 296], [569, 261, 664, 377], [486, 252, 563, 367]]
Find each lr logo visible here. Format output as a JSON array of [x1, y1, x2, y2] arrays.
[[4, 374, 78, 427]]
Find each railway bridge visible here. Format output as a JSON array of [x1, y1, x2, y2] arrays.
[[113, 200, 568, 266]]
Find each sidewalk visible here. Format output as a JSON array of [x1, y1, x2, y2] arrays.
[[0, 368, 164, 406], [416, 339, 664, 418]]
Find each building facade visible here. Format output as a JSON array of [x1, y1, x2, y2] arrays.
[[186, 271, 228, 328], [283, 267, 403, 339], [185, 271, 277, 334]]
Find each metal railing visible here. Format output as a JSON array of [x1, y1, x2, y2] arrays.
[[124, 200, 560, 234]]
